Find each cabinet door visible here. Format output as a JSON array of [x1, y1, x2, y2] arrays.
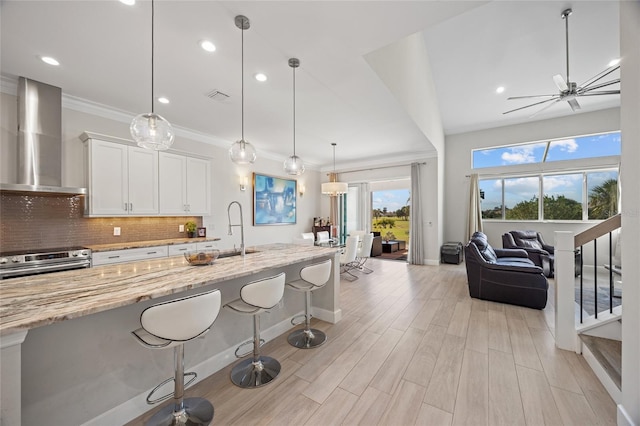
[[168, 243, 197, 256], [186, 157, 210, 215], [128, 147, 159, 215], [88, 140, 128, 215], [159, 153, 187, 214]]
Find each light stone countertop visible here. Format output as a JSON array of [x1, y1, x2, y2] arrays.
[[0, 243, 338, 335], [85, 237, 221, 252]]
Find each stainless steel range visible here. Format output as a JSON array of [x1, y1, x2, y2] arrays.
[[0, 247, 91, 279]]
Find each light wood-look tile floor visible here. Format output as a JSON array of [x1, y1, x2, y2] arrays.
[[127, 259, 616, 425]]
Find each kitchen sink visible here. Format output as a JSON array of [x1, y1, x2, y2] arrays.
[[218, 249, 259, 259]]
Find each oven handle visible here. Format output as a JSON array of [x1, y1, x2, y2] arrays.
[[0, 260, 91, 279]]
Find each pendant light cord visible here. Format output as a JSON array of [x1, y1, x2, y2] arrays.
[[293, 65, 296, 156], [241, 21, 245, 142], [151, 0, 155, 114]]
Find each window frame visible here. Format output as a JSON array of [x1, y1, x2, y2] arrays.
[[480, 167, 619, 222]]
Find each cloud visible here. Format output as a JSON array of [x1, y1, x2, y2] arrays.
[[549, 138, 578, 153], [500, 143, 546, 164], [504, 177, 539, 195]]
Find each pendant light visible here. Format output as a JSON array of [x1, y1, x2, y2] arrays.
[[130, 0, 174, 150], [283, 58, 305, 175], [229, 15, 257, 165], [321, 143, 348, 195]]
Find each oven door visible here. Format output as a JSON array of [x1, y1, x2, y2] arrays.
[[0, 260, 91, 280]]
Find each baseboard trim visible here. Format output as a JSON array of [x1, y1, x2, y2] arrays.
[[617, 404, 636, 426], [312, 307, 342, 324], [81, 315, 299, 426]]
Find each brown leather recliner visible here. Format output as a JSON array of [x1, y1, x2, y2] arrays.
[[465, 232, 548, 310], [502, 230, 554, 277]]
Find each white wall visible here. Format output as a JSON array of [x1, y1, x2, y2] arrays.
[[364, 31, 445, 264], [619, 1, 640, 424], [0, 90, 321, 249], [444, 107, 621, 249]]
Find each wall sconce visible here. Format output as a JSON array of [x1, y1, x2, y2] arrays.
[[240, 176, 248, 191], [299, 184, 305, 197]]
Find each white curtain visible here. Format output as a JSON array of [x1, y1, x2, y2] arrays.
[[409, 163, 424, 265], [466, 173, 483, 242]]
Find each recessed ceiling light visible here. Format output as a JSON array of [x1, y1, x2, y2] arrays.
[[608, 58, 621, 67], [200, 40, 216, 52], [496, 86, 505, 94], [254, 73, 267, 82], [41, 56, 60, 66], [157, 97, 170, 104], [120, 0, 135, 5]]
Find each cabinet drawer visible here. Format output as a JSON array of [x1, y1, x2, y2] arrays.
[[92, 246, 169, 266], [168, 243, 197, 256], [196, 241, 218, 251]]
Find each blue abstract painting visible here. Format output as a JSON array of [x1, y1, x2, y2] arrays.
[[253, 173, 297, 225]]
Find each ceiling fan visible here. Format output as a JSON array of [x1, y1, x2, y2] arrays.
[[504, 8, 620, 117]]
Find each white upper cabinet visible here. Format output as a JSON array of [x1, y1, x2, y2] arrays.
[[84, 137, 158, 216], [159, 153, 210, 216]]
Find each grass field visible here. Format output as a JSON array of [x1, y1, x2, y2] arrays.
[[372, 217, 410, 241]]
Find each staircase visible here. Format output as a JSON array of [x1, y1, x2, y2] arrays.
[[555, 214, 622, 403]]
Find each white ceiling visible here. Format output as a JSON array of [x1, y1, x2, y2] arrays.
[[0, 1, 620, 170]]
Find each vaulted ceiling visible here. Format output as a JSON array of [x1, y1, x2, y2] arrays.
[[1, 1, 620, 169]]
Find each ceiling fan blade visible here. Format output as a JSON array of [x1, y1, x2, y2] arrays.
[[528, 99, 562, 118], [579, 79, 620, 94], [579, 90, 621, 97], [553, 74, 568, 92], [567, 98, 581, 111], [578, 65, 620, 91], [507, 94, 557, 100], [503, 97, 559, 115]]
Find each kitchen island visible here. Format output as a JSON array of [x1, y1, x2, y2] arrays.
[[0, 243, 340, 425]]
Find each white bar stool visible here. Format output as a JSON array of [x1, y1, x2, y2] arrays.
[[287, 259, 332, 348], [132, 289, 221, 426], [224, 272, 286, 388]]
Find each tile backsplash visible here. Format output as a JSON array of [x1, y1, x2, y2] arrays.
[[0, 193, 202, 252]]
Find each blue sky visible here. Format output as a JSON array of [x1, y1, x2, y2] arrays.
[[473, 132, 621, 168], [372, 189, 410, 213]]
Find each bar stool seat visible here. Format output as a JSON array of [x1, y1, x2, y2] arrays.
[[287, 259, 332, 348], [132, 289, 221, 426], [224, 272, 286, 388]]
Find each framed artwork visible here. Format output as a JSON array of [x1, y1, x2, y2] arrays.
[[197, 227, 206, 237], [253, 173, 297, 225]]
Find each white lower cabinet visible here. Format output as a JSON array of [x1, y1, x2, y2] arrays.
[[93, 241, 218, 266], [168, 243, 197, 256], [92, 246, 169, 266]]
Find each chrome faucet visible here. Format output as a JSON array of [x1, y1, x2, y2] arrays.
[[227, 201, 245, 257]]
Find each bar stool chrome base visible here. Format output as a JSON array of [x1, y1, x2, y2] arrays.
[[146, 397, 213, 426], [230, 356, 281, 388], [287, 327, 327, 349]]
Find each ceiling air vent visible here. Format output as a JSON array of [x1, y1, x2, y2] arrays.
[[205, 90, 230, 102]]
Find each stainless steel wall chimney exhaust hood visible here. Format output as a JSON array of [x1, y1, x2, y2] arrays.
[[0, 77, 86, 196]]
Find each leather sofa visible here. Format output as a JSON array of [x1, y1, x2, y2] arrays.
[[465, 232, 548, 309], [502, 230, 554, 277]]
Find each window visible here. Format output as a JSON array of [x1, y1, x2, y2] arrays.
[[480, 169, 618, 221], [504, 177, 539, 220], [472, 131, 620, 169], [587, 171, 618, 220], [542, 174, 582, 220], [480, 179, 502, 219]]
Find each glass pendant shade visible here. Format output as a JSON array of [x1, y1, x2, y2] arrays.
[[230, 15, 257, 165], [229, 139, 257, 164], [284, 155, 305, 175], [130, 112, 174, 150], [130, 0, 174, 151]]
